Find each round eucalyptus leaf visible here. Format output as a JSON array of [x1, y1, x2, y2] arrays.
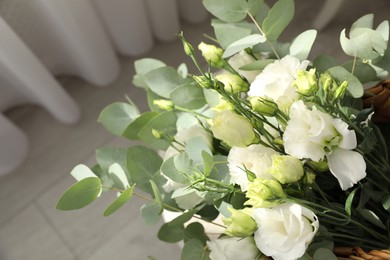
[[103, 186, 134, 217], [57, 177, 102, 210]]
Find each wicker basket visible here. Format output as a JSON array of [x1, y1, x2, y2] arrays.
[[362, 79, 390, 123], [334, 247, 390, 260]]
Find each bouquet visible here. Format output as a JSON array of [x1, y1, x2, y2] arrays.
[[57, 0, 390, 259]]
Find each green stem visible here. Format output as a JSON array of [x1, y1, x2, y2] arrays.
[[247, 12, 280, 59], [292, 198, 389, 242], [323, 232, 388, 249]]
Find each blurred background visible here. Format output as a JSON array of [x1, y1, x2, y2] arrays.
[[0, 0, 388, 259]]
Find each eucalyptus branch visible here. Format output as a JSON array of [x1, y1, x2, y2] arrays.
[[247, 12, 280, 59]]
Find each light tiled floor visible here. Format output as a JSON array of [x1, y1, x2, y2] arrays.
[[0, 1, 388, 259]]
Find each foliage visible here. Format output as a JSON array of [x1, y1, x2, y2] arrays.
[[57, 0, 390, 259]]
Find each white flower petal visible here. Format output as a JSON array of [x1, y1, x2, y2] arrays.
[[332, 118, 357, 149], [253, 203, 318, 260], [327, 148, 366, 190]]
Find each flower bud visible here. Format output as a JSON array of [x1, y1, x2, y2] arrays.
[[210, 110, 256, 147], [223, 207, 257, 237], [213, 98, 235, 111], [245, 178, 286, 208], [192, 75, 213, 89], [198, 42, 224, 68], [307, 160, 329, 172], [249, 96, 278, 116], [319, 73, 338, 100], [269, 154, 304, 184], [152, 129, 162, 139], [178, 32, 195, 57], [216, 73, 249, 93], [293, 69, 318, 95], [303, 171, 316, 185], [153, 99, 174, 111], [334, 80, 348, 100]]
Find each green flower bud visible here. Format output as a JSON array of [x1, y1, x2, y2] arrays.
[[153, 99, 174, 111], [303, 171, 316, 185], [319, 73, 338, 100], [223, 207, 257, 237], [319, 73, 333, 92], [216, 73, 249, 93], [293, 69, 319, 95], [245, 178, 286, 208], [334, 80, 349, 100], [307, 160, 329, 172], [269, 154, 304, 184], [198, 42, 224, 68], [192, 75, 213, 89], [249, 96, 278, 116], [178, 32, 195, 57], [152, 129, 162, 139], [213, 98, 235, 111], [210, 110, 256, 147]]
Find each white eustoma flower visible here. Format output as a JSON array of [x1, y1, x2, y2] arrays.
[[283, 100, 366, 190], [252, 203, 319, 260], [228, 144, 277, 191], [248, 55, 310, 112], [207, 236, 260, 260]]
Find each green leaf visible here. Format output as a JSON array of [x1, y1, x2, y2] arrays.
[[208, 155, 229, 183], [170, 82, 207, 110], [254, 1, 270, 25], [247, 0, 264, 17], [123, 111, 158, 140], [222, 34, 266, 58], [326, 66, 364, 98], [57, 177, 102, 210], [345, 187, 359, 216], [138, 111, 177, 150], [357, 208, 386, 229], [174, 154, 196, 179], [158, 222, 185, 242], [203, 0, 248, 23], [185, 137, 212, 166], [141, 202, 162, 225], [181, 239, 210, 260], [262, 0, 294, 41], [313, 55, 337, 74], [289, 29, 317, 60], [342, 60, 378, 83], [108, 163, 130, 190], [313, 248, 338, 260], [306, 240, 334, 256], [211, 19, 254, 49], [70, 164, 97, 181], [133, 58, 166, 88], [98, 102, 140, 136], [103, 185, 134, 217], [161, 157, 189, 184], [202, 151, 214, 177], [184, 223, 209, 245], [127, 146, 163, 193], [144, 67, 185, 98], [95, 147, 128, 174], [239, 59, 274, 71], [169, 209, 198, 226], [382, 193, 390, 213], [177, 63, 188, 78], [150, 180, 163, 211]]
